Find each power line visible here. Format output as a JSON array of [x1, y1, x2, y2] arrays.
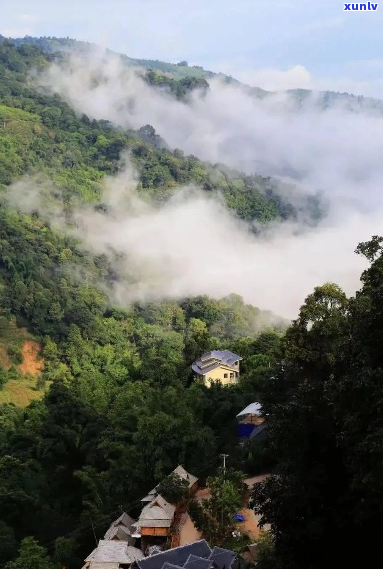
[[91, 520, 98, 547], [43, 454, 222, 553]]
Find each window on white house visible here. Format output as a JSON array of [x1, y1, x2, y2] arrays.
[[224, 373, 228, 378]]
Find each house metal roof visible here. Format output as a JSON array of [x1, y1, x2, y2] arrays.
[[141, 488, 158, 502], [136, 540, 212, 569], [89, 563, 120, 569], [85, 541, 144, 564], [104, 526, 132, 541], [133, 495, 176, 529], [192, 350, 242, 376], [236, 403, 262, 418], [104, 512, 136, 541], [161, 564, 184, 569], [141, 466, 198, 503], [209, 548, 236, 569], [183, 555, 213, 569], [172, 465, 198, 489]]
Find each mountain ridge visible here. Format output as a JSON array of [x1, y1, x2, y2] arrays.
[[2, 34, 383, 113]]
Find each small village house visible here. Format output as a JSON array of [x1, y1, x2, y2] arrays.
[[236, 402, 268, 454], [236, 402, 264, 439], [133, 465, 199, 552], [132, 540, 237, 569], [104, 512, 136, 544], [131, 495, 176, 553], [192, 350, 242, 387], [141, 465, 199, 504], [82, 540, 144, 569], [236, 402, 268, 443], [82, 465, 201, 567]]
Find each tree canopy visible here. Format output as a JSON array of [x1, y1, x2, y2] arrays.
[[1, 38, 382, 569], [252, 240, 383, 568]]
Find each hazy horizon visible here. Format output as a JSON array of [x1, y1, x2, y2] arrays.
[[2, 0, 383, 98]]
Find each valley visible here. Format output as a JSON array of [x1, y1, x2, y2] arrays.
[[0, 29, 382, 569]]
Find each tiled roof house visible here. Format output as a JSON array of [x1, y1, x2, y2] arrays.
[[192, 351, 242, 387], [141, 465, 199, 503], [82, 540, 144, 569], [104, 512, 137, 544], [133, 540, 236, 569]]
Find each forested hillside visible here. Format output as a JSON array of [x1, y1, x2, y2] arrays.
[[0, 40, 287, 568], [2, 35, 383, 114], [1, 38, 383, 569]]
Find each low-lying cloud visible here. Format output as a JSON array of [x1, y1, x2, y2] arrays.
[[27, 47, 383, 318], [38, 48, 383, 204], [9, 163, 370, 320]]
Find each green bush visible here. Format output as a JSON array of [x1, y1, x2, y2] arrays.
[[6, 346, 23, 365]]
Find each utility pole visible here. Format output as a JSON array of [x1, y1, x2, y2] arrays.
[[220, 454, 229, 529], [220, 453, 229, 471]]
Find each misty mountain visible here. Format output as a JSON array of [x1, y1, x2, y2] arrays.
[[2, 34, 383, 115], [0, 38, 376, 321], [0, 40, 308, 322]]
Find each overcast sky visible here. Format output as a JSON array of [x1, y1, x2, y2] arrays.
[[1, 0, 383, 96]]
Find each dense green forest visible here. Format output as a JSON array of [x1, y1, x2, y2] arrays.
[[0, 40, 286, 568], [1, 39, 383, 569]]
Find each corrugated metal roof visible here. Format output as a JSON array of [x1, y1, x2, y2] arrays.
[[183, 555, 213, 569], [141, 488, 157, 502], [85, 541, 144, 564], [209, 547, 236, 569], [161, 563, 184, 569], [192, 350, 242, 376], [104, 512, 136, 541], [135, 517, 173, 528], [89, 563, 120, 569], [236, 403, 262, 417], [172, 465, 198, 488], [133, 495, 176, 529], [141, 466, 198, 503], [136, 540, 212, 569], [105, 526, 132, 541]]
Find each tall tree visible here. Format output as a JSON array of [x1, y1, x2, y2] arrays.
[[5, 537, 55, 569], [189, 467, 246, 546], [252, 283, 350, 569]]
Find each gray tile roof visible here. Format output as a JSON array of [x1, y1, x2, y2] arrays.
[[141, 466, 198, 503], [141, 488, 158, 502], [133, 495, 176, 529], [136, 540, 212, 569], [104, 526, 132, 541], [85, 541, 144, 564], [192, 350, 242, 376], [172, 465, 198, 489], [104, 512, 136, 541], [88, 563, 120, 569]]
